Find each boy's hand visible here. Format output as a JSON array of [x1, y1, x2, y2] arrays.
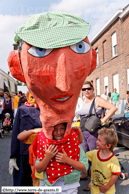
[[55, 149, 68, 163], [45, 145, 58, 160], [99, 184, 109, 193], [72, 126, 80, 131]]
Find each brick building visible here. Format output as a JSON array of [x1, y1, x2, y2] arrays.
[[87, 4, 129, 113]]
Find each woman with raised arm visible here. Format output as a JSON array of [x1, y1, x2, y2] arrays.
[[78, 81, 117, 191]]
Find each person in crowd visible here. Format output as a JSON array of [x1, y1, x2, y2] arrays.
[[86, 127, 121, 194], [18, 91, 27, 107], [0, 97, 3, 114], [77, 81, 117, 191], [9, 91, 42, 192], [13, 92, 19, 117], [17, 123, 85, 192], [101, 90, 109, 112], [101, 90, 109, 101], [108, 92, 112, 103], [124, 91, 129, 113], [3, 113, 11, 127], [23, 93, 27, 100], [35, 123, 88, 194], [2, 92, 13, 111], [111, 88, 120, 115], [3, 112, 11, 133]]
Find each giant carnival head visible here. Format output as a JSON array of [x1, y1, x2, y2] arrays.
[[8, 11, 96, 139]]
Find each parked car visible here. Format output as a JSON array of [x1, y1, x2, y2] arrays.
[[109, 113, 129, 149]]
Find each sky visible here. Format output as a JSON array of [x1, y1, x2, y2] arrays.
[[0, 0, 129, 74]]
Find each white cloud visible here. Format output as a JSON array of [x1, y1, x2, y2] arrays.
[[49, 0, 129, 40], [49, 0, 100, 16], [0, 14, 30, 73]]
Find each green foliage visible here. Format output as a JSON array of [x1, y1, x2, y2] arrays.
[[16, 80, 22, 86]]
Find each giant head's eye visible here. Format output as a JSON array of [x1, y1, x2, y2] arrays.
[[28, 46, 53, 57], [70, 41, 90, 54]]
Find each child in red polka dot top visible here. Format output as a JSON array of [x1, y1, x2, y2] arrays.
[[34, 123, 88, 194], [17, 123, 88, 194]]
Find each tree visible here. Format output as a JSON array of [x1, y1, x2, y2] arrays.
[[16, 80, 22, 86]]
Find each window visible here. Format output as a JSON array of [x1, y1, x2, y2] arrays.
[[103, 40, 107, 62], [95, 48, 99, 67], [113, 73, 119, 93], [96, 78, 100, 96], [112, 32, 117, 57], [3, 80, 9, 92]]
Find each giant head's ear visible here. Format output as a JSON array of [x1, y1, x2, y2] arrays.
[[88, 48, 97, 76], [7, 50, 26, 83]]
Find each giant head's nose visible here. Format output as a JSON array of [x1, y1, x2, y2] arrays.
[[56, 52, 70, 92]]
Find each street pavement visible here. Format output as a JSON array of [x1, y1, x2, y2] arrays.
[[0, 132, 13, 189], [0, 132, 129, 194]]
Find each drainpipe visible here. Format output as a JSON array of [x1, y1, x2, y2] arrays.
[[119, 17, 125, 113], [119, 17, 124, 86]]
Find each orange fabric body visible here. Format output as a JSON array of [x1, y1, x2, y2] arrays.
[[29, 145, 36, 179]]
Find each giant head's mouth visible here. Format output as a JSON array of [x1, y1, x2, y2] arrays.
[[51, 94, 73, 102]]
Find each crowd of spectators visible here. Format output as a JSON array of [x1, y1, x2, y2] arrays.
[[0, 90, 27, 119]]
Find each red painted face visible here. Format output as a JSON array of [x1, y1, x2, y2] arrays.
[[20, 37, 95, 114]]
